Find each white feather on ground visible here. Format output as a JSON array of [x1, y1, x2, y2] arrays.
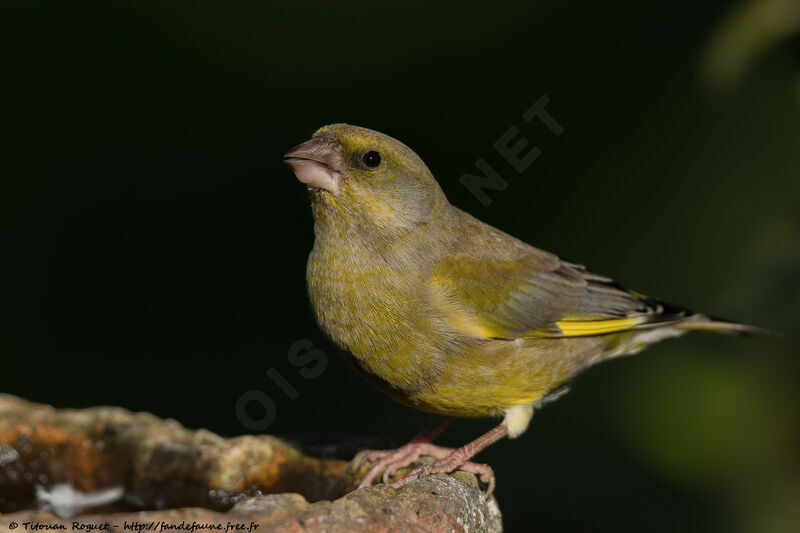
[[35, 483, 124, 518]]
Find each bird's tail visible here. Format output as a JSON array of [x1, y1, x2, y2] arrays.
[[676, 314, 773, 337]]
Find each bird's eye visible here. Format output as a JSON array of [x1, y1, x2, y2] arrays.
[[362, 150, 382, 168]]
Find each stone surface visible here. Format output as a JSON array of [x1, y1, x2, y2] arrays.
[[0, 395, 502, 532]]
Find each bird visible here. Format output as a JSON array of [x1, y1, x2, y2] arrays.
[[284, 123, 762, 495]]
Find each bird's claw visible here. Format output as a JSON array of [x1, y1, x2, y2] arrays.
[[389, 457, 496, 498], [357, 442, 455, 489], [358, 444, 497, 498]]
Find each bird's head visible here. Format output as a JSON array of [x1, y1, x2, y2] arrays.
[[285, 124, 447, 235]]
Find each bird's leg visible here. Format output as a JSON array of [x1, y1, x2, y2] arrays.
[[412, 415, 454, 443], [358, 416, 455, 488], [361, 416, 453, 462], [390, 421, 509, 497]]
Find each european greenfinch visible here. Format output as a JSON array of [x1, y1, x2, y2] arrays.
[[284, 124, 761, 494]]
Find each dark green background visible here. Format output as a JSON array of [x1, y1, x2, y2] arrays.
[[3, 1, 799, 531]]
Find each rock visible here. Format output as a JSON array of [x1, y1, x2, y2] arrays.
[[0, 395, 502, 532]]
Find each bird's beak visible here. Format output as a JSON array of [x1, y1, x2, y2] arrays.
[[284, 137, 345, 194]]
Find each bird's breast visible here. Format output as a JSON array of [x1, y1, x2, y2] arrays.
[[305, 236, 446, 392]]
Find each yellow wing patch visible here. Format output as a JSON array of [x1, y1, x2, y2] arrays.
[[523, 316, 648, 338]]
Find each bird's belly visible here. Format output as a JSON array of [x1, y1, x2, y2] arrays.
[[412, 336, 614, 417]]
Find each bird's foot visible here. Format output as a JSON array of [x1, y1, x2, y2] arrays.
[[390, 450, 496, 498], [358, 442, 456, 488]]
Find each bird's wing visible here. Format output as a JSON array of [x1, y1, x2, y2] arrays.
[[429, 220, 690, 340], [529, 262, 693, 338]]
